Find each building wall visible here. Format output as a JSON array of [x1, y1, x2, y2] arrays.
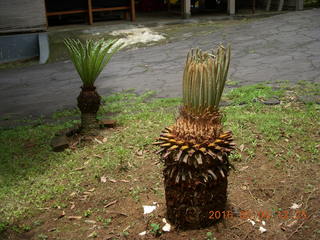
[[0, 0, 47, 34]]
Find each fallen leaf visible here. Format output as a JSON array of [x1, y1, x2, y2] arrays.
[[83, 192, 92, 195], [74, 167, 85, 171], [85, 220, 97, 224], [286, 220, 298, 228], [136, 149, 143, 156], [102, 138, 107, 143], [56, 211, 65, 220], [38, 207, 50, 211], [70, 202, 75, 210], [70, 192, 76, 197], [241, 186, 248, 190], [80, 195, 89, 201], [94, 138, 103, 144], [88, 231, 98, 238], [239, 166, 249, 171], [239, 144, 245, 152], [104, 200, 118, 208], [119, 179, 129, 183], [93, 154, 102, 159], [100, 176, 107, 183], [105, 210, 128, 217], [87, 188, 95, 192], [48, 228, 57, 232], [108, 178, 117, 183], [68, 216, 82, 220]]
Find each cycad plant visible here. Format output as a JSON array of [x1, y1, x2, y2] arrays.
[[154, 45, 235, 229], [64, 38, 122, 135]]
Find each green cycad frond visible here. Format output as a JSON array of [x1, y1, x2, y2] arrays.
[[64, 38, 123, 87], [183, 45, 231, 114]]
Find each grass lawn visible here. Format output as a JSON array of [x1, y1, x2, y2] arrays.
[[0, 83, 319, 240]]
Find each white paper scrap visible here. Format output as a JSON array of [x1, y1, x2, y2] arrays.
[[143, 205, 157, 214], [259, 226, 267, 233], [248, 219, 256, 226], [162, 218, 171, 232], [138, 231, 147, 236], [290, 203, 302, 210]]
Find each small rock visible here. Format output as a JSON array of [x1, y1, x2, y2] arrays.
[[99, 119, 116, 128], [50, 136, 69, 152], [262, 97, 280, 105]]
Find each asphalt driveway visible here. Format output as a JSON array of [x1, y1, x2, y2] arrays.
[[0, 9, 319, 120]]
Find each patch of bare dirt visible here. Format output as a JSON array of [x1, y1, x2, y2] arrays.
[[3, 141, 320, 240]]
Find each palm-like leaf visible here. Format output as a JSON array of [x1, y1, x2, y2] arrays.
[[182, 45, 231, 113], [64, 38, 123, 87]]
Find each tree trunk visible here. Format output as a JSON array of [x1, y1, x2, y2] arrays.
[[164, 166, 228, 229], [77, 86, 101, 135]]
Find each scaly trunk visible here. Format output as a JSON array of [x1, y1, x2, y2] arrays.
[[155, 110, 235, 229], [164, 165, 228, 229], [77, 86, 101, 135]]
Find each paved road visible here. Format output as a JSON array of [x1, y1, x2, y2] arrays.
[[0, 9, 319, 119]]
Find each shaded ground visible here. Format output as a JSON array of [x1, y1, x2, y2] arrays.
[[0, 9, 320, 122], [0, 83, 319, 240]]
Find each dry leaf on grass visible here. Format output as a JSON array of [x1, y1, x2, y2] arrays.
[[239, 166, 249, 171], [239, 144, 245, 152], [68, 216, 82, 220], [56, 211, 65, 220], [108, 178, 117, 183], [136, 149, 144, 156], [74, 167, 85, 171], [104, 200, 118, 208], [85, 220, 97, 224], [94, 138, 103, 144], [100, 176, 107, 183]]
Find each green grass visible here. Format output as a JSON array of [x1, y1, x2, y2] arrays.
[[225, 84, 284, 104], [0, 84, 319, 233]]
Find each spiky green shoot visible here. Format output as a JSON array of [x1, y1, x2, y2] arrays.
[[183, 45, 231, 114], [64, 38, 123, 87]]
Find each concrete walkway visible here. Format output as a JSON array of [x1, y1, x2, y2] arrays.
[[0, 9, 319, 120]]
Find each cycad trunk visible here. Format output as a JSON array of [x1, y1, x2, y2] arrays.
[[164, 159, 228, 229], [77, 86, 101, 135], [155, 110, 234, 229]]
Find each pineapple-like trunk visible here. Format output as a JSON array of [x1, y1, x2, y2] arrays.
[[77, 86, 101, 135], [164, 166, 228, 229], [154, 113, 235, 229]]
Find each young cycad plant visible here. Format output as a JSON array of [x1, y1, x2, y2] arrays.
[[154, 45, 235, 229], [64, 38, 122, 135]]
